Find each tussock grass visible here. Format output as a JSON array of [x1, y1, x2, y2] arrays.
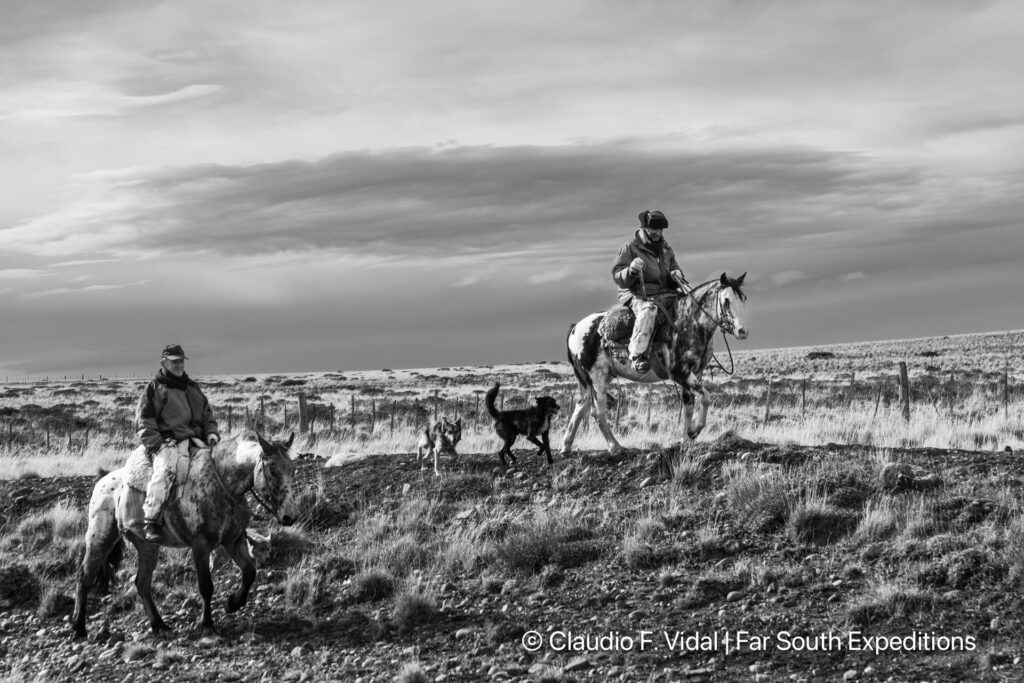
[[491, 505, 606, 574], [847, 582, 939, 626], [282, 557, 329, 612], [722, 464, 797, 532], [1, 500, 86, 553], [852, 498, 900, 543], [395, 662, 431, 683], [0, 562, 42, 610], [787, 496, 857, 545], [350, 568, 396, 602], [391, 582, 437, 633]]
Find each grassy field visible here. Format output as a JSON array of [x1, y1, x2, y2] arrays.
[[2, 331, 1024, 681], [1, 330, 1021, 479]]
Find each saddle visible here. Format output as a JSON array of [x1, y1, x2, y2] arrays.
[[598, 303, 675, 346]]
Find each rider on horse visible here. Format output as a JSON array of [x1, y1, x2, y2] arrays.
[[611, 210, 687, 373], [135, 344, 220, 543]]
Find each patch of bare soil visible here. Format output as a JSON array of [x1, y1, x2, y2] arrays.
[[1, 440, 1023, 682]]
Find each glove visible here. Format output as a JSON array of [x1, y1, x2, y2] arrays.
[[670, 270, 687, 286], [207, 434, 220, 447], [628, 257, 644, 276]]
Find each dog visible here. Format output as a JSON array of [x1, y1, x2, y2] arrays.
[[416, 417, 462, 475], [485, 382, 560, 467]]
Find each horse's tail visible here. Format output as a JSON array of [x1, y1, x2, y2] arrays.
[[485, 383, 501, 419], [566, 322, 595, 399]]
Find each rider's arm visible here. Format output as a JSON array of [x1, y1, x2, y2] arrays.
[[611, 244, 638, 288], [135, 382, 165, 454]]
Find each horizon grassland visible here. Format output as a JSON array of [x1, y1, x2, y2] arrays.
[[0, 329, 1021, 479]]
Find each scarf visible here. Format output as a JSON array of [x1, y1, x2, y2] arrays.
[[155, 368, 193, 391]]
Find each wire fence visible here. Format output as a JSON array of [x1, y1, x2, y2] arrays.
[[0, 363, 1019, 453]]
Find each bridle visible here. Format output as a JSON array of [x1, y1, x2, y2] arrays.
[[209, 444, 281, 518], [674, 280, 741, 375]]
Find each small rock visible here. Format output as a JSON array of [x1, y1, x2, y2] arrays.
[[991, 617, 1000, 630], [639, 477, 656, 488], [291, 645, 313, 658], [401, 483, 412, 496], [726, 591, 745, 602], [843, 670, 857, 680], [455, 627, 476, 638], [197, 636, 220, 648]]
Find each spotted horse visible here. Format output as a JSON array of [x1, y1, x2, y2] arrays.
[[73, 432, 300, 638], [563, 273, 748, 455]]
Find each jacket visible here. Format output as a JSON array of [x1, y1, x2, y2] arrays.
[[135, 371, 219, 453], [611, 229, 683, 305]]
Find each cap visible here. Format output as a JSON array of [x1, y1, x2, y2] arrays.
[[161, 344, 188, 360]]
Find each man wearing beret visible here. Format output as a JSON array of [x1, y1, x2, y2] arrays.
[[134, 344, 220, 542], [611, 210, 688, 373]]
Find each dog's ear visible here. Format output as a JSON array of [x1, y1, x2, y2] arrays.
[[455, 417, 462, 426]]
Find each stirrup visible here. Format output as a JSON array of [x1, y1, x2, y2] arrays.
[[631, 354, 650, 373], [143, 520, 164, 543]]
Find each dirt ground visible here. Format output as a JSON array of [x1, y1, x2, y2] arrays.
[[1, 438, 1023, 682]]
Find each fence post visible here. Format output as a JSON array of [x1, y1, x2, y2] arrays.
[[872, 382, 883, 419], [370, 399, 376, 434], [800, 378, 807, 418], [646, 388, 652, 426], [763, 377, 774, 424], [433, 390, 439, 422], [390, 400, 395, 436], [474, 394, 480, 429], [1004, 365, 1010, 420], [898, 362, 911, 422], [259, 396, 265, 431], [283, 402, 288, 430], [298, 392, 309, 434], [227, 406, 233, 434], [351, 394, 356, 430], [330, 404, 336, 433]]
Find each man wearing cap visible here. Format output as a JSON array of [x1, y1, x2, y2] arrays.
[[135, 344, 220, 542], [611, 210, 688, 373]]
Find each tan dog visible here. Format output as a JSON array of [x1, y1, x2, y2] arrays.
[[416, 418, 462, 475]]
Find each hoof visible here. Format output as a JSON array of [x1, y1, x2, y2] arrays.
[[151, 621, 173, 635], [225, 596, 244, 614], [609, 445, 624, 456]]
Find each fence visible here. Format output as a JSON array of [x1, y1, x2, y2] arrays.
[[0, 363, 1020, 453]]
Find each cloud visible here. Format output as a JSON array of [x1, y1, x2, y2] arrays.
[[3, 138, 950, 265], [839, 271, 865, 281], [771, 270, 809, 287], [527, 268, 571, 285]]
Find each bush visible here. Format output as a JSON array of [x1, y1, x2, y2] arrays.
[[351, 568, 396, 602], [0, 563, 41, 610]]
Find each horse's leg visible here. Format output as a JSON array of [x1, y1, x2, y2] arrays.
[[679, 387, 697, 441], [689, 381, 711, 438], [560, 391, 592, 455], [73, 512, 121, 638], [590, 373, 623, 454], [131, 539, 171, 633], [220, 535, 257, 615], [191, 545, 217, 636]]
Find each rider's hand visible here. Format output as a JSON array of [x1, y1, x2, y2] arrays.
[[207, 434, 220, 447], [671, 269, 687, 286], [628, 258, 644, 276]]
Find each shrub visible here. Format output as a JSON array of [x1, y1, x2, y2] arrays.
[[847, 582, 938, 626], [351, 568, 396, 602], [0, 563, 41, 610], [391, 586, 437, 633], [787, 498, 857, 545]]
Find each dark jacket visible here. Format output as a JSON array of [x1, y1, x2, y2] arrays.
[[612, 229, 683, 305], [135, 370, 219, 453]]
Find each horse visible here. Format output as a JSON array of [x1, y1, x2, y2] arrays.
[[73, 432, 300, 638], [562, 272, 748, 455]]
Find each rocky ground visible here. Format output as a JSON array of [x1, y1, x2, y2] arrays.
[[1, 438, 1023, 683]]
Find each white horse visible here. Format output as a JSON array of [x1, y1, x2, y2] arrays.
[[562, 273, 748, 455]]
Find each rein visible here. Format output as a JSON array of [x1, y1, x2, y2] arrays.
[[209, 447, 278, 518], [674, 280, 738, 376]]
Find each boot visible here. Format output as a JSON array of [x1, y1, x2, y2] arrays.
[[143, 518, 164, 543], [631, 353, 650, 373]]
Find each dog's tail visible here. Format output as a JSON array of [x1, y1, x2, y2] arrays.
[[485, 382, 501, 420]]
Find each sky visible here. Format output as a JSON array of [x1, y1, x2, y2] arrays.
[[2, 0, 1023, 376]]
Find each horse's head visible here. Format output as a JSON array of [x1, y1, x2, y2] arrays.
[[717, 272, 749, 340], [254, 432, 300, 526]]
